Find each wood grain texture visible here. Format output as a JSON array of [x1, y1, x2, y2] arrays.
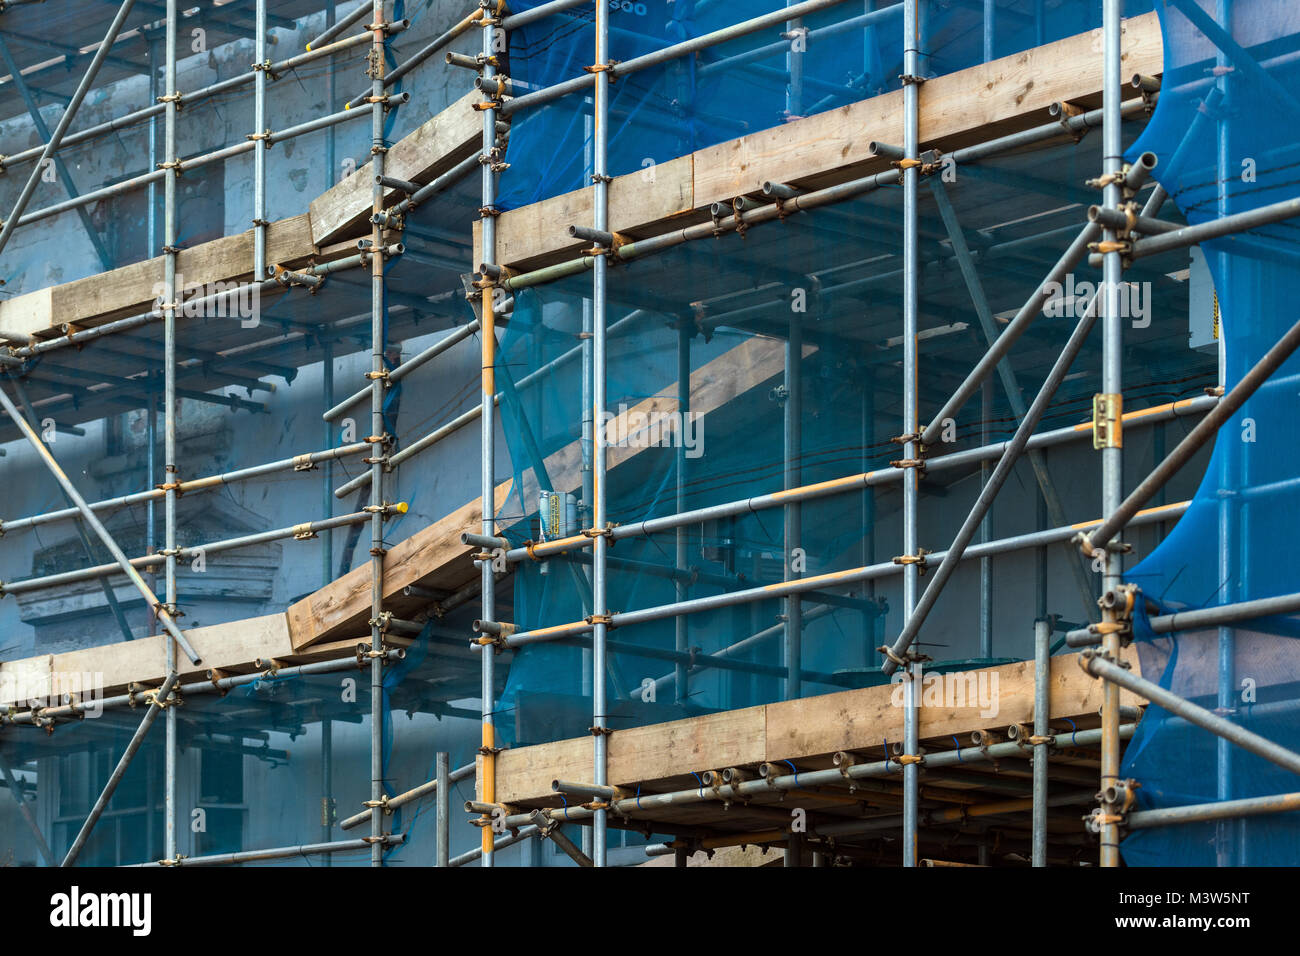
[[308, 90, 481, 246], [494, 13, 1162, 271], [493, 650, 1144, 804]]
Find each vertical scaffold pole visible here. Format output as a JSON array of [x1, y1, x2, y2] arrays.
[[1032, 617, 1050, 866], [253, 0, 268, 281], [591, 0, 611, 869], [786, 0, 803, 119], [436, 751, 450, 867], [479, 0, 502, 869], [784, 308, 803, 700], [1098, 0, 1125, 869], [674, 322, 691, 703], [900, 0, 922, 869], [979, 378, 993, 659], [367, 0, 389, 869], [162, 0, 180, 866], [1213, 0, 1240, 867]]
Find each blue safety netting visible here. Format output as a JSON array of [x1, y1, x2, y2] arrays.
[[1118, 0, 1300, 866], [498, 0, 1155, 210]]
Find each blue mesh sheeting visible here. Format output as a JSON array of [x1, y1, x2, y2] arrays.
[[1119, 0, 1300, 865], [497, 0, 1154, 210]]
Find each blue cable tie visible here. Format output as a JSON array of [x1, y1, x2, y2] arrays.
[[784, 759, 799, 787], [952, 735, 963, 762], [1065, 717, 1078, 747]]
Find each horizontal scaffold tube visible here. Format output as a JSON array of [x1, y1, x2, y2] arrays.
[[5, 248, 393, 360], [1129, 195, 1300, 261], [15, 107, 372, 228], [1067, 588, 1300, 646], [132, 834, 405, 867], [305, 0, 371, 50], [0, 511, 374, 596], [486, 502, 1188, 649], [325, 321, 480, 422], [501, 0, 876, 117], [342, 101, 1148, 497], [333, 309, 654, 497], [344, 7, 483, 108], [1083, 652, 1300, 776], [502, 394, 1215, 565], [448, 825, 541, 867], [1084, 310, 1300, 555], [0, 443, 369, 535], [0, 649, 405, 727], [488, 723, 1139, 831], [338, 761, 476, 831], [495, 96, 1148, 295], [0, 30, 379, 174], [1126, 791, 1300, 830]]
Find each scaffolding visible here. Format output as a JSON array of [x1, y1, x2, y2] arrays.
[[0, 0, 1298, 868]]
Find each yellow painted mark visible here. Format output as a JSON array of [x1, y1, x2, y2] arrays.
[[771, 472, 872, 501], [481, 723, 495, 854], [1069, 500, 1191, 530]]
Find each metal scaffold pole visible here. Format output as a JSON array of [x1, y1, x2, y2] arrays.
[[591, 0, 612, 869], [674, 322, 691, 706], [899, 0, 922, 869], [162, 0, 182, 865], [1212, 0, 1241, 867], [368, 0, 391, 869], [784, 304, 804, 702], [478, 0, 503, 869], [1096, 0, 1126, 869], [254, 0, 269, 281], [1032, 617, 1050, 866]]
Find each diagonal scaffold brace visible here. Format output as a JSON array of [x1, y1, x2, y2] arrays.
[[0, 384, 202, 665]]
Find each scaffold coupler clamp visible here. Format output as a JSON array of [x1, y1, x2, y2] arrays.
[[1087, 778, 1140, 832], [890, 427, 930, 460], [479, 0, 508, 26], [158, 854, 188, 867], [877, 644, 930, 672], [154, 600, 184, 620], [363, 431, 393, 466], [891, 548, 931, 575], [363, 794, 393, 815], [528, 809, 558, 837], [582, 59, 620, 85], [1072, 528, 1130, 563], [581, 523, 615, 544]]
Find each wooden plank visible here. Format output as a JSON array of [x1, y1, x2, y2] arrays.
[[308, 89, 482, 246], [488, 704, 768, 803], [764, 648, 1143, 762], [492, 13, 1163, 272], [0, 287, 52, 344], [287, 479, 514, 650], [0, 616, 408, 712], [641, 844, 783, 867], [492, 651, 1144, 805], [491, 154, 695, 271], [0, 214, 316, 342], [288, 334, 799, 649], [0, 613, 292, 707]]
